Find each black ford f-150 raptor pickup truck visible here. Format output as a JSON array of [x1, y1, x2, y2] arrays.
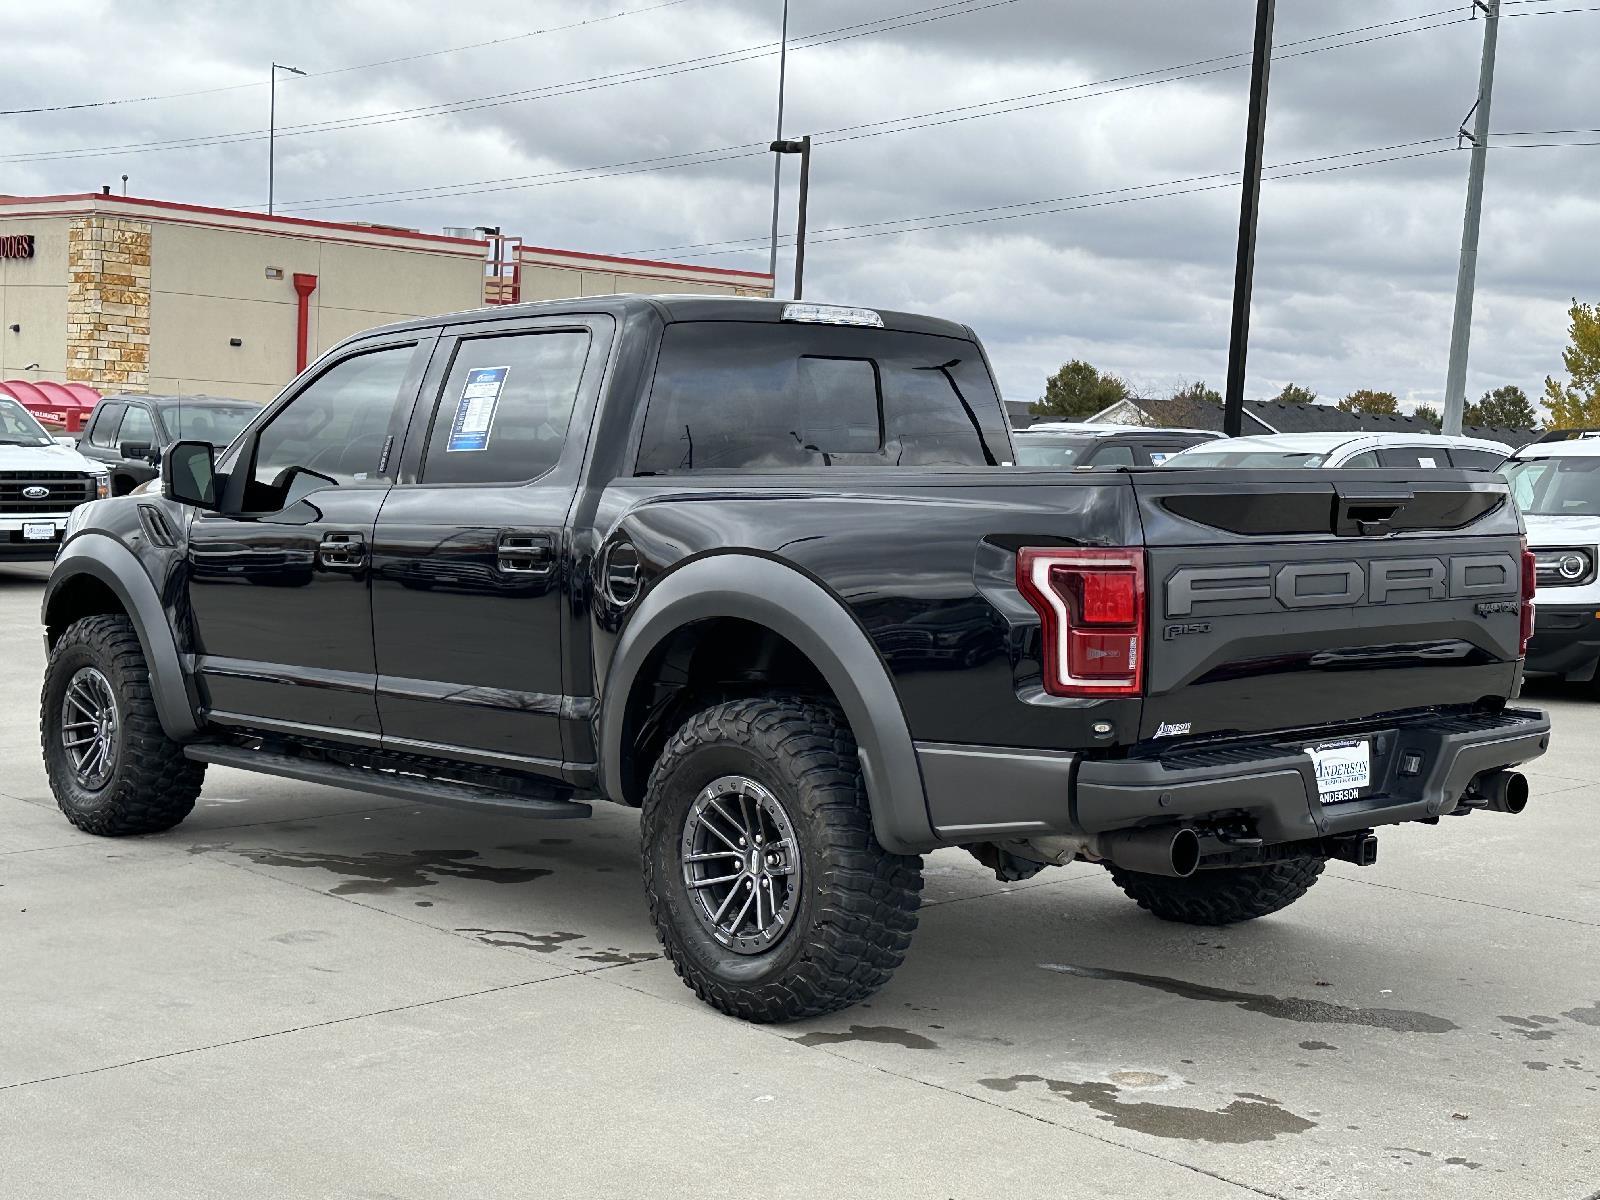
[[39, 296, 1549, 1022]]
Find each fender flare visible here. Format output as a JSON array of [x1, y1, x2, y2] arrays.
[[599, 553, 934, 854], [42, 534, 201, 741]]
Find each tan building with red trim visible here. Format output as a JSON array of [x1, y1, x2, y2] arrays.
[[0, 193, 772, 404]]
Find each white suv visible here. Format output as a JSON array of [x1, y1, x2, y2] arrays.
[[1163, 431, 1512, 470], [1500, 434, 1600, 682], [0, 395, 110, 563]]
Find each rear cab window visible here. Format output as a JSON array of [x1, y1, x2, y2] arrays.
[[636, 322, 1007, 473]]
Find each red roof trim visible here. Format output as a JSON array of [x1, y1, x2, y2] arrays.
[[0, 193, 489, 250], [518, 243, 772, 281]]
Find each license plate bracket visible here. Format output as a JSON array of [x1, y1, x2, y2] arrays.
[[22, 522, 56, 542], [1308, 738, 1371, 804]]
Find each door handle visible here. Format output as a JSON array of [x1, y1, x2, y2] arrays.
[[498, 532, 555, 576], [318, 531, 367, 570]]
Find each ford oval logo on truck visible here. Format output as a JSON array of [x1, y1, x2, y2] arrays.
[[22, 486, 50, 500]]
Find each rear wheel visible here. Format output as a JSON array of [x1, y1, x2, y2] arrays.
[[41, 614, 205, 836], [1107, 855, 1327, 926], [640, 697, 922, 1022]]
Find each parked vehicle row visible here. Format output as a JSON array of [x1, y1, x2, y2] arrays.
[[40, 296, 1548, 1023], [0, 394, 109, 562]]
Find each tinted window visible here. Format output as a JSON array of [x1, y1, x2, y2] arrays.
[[116, 405, 154, 448], [252, 345, 415, 488], [1500, 456, 1600, 515], [1087, 443, 1136, 467], [168, 404, 256, 447], [89, 402, 126, 449], [637, 323, 1006, 473], [419, 330, 590, 485], [1377, 447, 1444, 469], [1450, 447, 1505, 470], [1341, 451, 1380, 468], [1013, 436, 1092, 467]]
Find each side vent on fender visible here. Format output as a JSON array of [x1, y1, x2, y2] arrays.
[[136, 503, 177, 548]]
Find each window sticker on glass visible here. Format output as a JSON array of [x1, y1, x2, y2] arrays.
[[1419, 456, 1437, 468], [1148, 451, 1171, 465], [447, 366, 509, 452]]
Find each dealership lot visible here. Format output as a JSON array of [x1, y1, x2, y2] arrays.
[[1, 561, 1596, 1200]]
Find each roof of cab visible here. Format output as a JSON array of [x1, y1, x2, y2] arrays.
[[352, 295, 975, 344], [1017, 422, 1219, 438]]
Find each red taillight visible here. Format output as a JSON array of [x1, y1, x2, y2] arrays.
[[1520, 540, 1536, 656], [1016, 547, 1146, 696]]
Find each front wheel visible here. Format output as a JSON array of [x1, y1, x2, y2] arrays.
[[41, 614, 205, 836], [1106, 855, 1327, 926], [640, 697, 922, 1022]]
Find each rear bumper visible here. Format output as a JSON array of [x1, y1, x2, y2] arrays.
[[917, 707, 1551, 847], [1526, 604, 1600, 679]]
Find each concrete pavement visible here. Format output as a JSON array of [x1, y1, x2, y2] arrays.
[[2, 561, 1596, 1199]]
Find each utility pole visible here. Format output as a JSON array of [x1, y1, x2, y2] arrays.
[[1442, 0, 1501, 435], [1222, 0, 1275, 438], [767, 0, 791, 280], [269, 62, 306, 215]]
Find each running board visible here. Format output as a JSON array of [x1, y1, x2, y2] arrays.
[[184, 745, 592, 819]]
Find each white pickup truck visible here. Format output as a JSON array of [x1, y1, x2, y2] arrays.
[[0, 395, 109, 563]]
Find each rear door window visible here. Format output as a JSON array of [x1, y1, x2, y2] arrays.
[[1377, 446, 1444, 469], [1449, 447, 1506, 470], [1085, 443, 1136, 467], [637, 322, 1006, 472], [418, 330, 591, 485]]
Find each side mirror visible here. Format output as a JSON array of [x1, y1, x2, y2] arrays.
[[161, 440, 219, 510], [120, 441, 153, 463]]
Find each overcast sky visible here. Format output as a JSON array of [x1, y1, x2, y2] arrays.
[[6, 0, 1598, 411]]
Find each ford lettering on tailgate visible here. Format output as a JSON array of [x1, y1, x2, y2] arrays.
[[1165, 554, 1518, 617]]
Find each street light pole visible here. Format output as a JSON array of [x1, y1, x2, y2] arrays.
[[771, 136, 811, 300], [767, 0, 791, 281], [1222, 0, 1276, 438], [1442, 0, 1502, 436], [269, 62, 307, 215]]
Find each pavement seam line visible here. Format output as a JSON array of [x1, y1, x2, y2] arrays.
[[590, 971, 1282, 1199], [1324, 873, 1600, 928], [0, 974, 567, 1095]]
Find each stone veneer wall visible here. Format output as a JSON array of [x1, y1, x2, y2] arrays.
[[65, 215, 151, 392]]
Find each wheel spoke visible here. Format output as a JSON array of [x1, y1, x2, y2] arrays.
[[66, 693, 98, 721], [63, 734, 98, 749], [688, 871, 744, 889], [683, 850, 741, 864], [698, 808, 744, 852], [710, 880, 743, 923], [726, 884, 756, 935]]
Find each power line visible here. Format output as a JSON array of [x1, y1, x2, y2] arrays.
[[265, 5, 1489, 213], [0, 0, 1013, 164], [642, 137, 1600, 261], [0, 0, 698, 116], [635, 144, 1463, 260]]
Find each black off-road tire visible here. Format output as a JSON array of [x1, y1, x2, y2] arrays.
[[640, 698, 922, 1022], [1107, 856, 1327, 926], [41, 614, 205, 836]]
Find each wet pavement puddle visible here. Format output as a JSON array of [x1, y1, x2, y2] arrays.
[[978, 1074, 1317, 1143], [1040, 962, 1459, 1033]]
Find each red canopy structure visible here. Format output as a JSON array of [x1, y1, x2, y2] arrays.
[[0, 379, 101, 434]]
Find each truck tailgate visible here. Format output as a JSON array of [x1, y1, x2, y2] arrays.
[[1131, 470, 1525, 741]]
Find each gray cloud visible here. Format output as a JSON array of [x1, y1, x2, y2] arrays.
[[6, 0, 1598, 410]]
